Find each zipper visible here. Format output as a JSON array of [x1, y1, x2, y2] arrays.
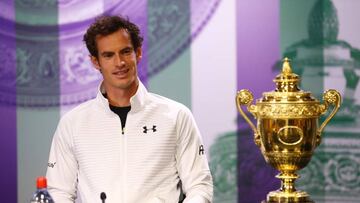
[[113, 113, 125, 203], [121, 112, 130, 203]]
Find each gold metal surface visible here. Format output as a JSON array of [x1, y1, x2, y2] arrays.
[[236, 58, 341, 203]]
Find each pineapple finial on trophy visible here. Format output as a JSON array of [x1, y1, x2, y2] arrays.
[[274, 58, 300, 92], [282, 57, 292, 74]]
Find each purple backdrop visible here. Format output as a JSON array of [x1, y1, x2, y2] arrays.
[[236, 0, 281, 202], [0, 0, 17, 202]]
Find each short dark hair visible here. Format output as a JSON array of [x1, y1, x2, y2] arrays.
[[83, 15, 143, 57]]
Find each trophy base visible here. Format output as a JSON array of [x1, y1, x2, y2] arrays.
[[261, 201, 313, 203], [261, 190, 314, 203]]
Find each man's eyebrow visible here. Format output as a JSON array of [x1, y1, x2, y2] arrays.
[[121, 46, 133, 51], [100, 51, 114, 56]]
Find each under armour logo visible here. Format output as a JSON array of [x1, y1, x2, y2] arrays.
[[143, 125, 157, 133], [199, 145, 204, 155], [48, 162, 56, 168]]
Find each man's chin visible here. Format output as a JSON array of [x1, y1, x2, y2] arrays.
[[114, 83, 131, 90], [115, 80, 137, 90], [105, 76, 137, 90]]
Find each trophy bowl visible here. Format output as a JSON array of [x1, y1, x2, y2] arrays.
[[236, 58, 341, 203]]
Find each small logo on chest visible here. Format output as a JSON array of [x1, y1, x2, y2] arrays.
[[199, 145, 204, 155], [143, 125, 157, 134]]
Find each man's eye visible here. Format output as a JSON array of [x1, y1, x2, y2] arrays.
[[122, 48, 132, 55], [104, 54, 113, 58], [101, 53, 114, 58]]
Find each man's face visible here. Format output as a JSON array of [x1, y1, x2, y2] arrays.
[[91, 29, 142, 92]]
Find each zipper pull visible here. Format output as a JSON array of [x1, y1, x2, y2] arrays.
[[122, 127, 125, 135]]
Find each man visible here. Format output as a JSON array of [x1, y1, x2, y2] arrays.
[[46, 15, 213, 203]]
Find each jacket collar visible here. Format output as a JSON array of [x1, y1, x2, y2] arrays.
[[96, 79, 148, 114]]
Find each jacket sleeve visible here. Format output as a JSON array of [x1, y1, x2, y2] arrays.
[[175, 107, 213, 202], [46, 116, 78, 203], [184, 195, 210, 203]]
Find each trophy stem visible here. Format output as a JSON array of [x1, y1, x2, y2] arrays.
[[277, 172, 298, 193], [263, 172, 314, 203]]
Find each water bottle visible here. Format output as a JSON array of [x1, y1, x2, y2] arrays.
[[30, 176, 54, 203]]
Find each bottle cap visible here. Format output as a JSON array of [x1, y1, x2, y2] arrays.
[[36, 176, 47, 189]]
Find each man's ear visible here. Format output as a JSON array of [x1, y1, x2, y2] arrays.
[[90, 55, 101, 71], [136, 47, 142, 64]]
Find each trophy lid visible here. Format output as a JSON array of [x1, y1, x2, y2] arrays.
[[274, 57, 300, 92], [259, 58, 319, 103]]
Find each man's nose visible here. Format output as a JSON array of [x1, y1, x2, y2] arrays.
[[115, 54, 125, 66]]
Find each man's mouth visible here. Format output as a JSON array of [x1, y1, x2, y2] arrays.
[[113, 69, 129, 77]]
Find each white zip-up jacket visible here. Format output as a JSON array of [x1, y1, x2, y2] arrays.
[[46, 81, 213, 203]]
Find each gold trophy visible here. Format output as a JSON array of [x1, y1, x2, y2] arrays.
[[236, 58, 341, 203]]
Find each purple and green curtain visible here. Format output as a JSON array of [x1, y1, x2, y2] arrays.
[[1, 0, 359, 202]]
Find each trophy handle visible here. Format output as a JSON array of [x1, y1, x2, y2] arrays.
[[236, 89, 261, 146], [317, 89, 342, 146]]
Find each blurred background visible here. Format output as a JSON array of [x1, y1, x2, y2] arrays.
[[0, 0, 359, 202]]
